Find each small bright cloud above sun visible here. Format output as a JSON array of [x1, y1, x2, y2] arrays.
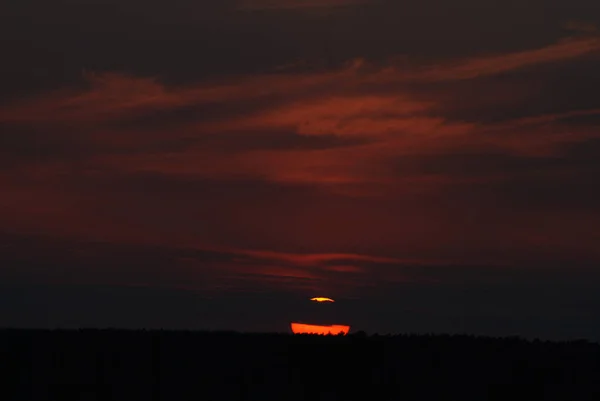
[[311, 297, 335, 303]]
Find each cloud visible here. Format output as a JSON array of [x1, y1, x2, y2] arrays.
[[0, 231, 425, 295], [565, 20, 598, 34], [404, 36, 600, 81], [237, 0, 368, 10], [232, 249, 403, 266], [3, 35, 598, 126], [1, 32, 600, 272]]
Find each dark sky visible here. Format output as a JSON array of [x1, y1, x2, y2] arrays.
[[1, 0, 600, 340]]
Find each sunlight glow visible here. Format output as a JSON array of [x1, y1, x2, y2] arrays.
[[291, 322, 350, 335], [310, 297, 335, 303]]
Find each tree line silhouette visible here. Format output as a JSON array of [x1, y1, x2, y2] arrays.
[[1, 329, 599, 400]]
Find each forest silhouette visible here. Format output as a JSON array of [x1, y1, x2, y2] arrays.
[[2, 329, 600, 400]]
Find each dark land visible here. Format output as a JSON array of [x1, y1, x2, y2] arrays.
[[2, 329, 600, 400]]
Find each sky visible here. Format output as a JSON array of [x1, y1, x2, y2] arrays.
[[1, 0, 600, 340]]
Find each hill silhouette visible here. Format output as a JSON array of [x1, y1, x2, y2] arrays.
[[2, 329, 599, 400]]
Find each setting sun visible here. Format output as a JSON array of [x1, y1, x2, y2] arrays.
[[290, 322, 350, 335]]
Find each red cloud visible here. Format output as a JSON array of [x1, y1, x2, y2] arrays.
[[232, 249, 402, 266], [2, 33, 600, 281], [3, 36, 598, 126], [404, 36, 600, 82], [2, 36, 599, 190]]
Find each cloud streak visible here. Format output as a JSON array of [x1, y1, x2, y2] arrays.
[[3, 36, 599, 124], [237, 0, 369, 10]]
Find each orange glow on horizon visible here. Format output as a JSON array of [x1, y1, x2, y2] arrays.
[[290, 322, 350, 335], [310, 297, 335, 303]]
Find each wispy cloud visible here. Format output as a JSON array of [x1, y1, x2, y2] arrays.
[[232, 249, 402, 266], [3, 36, 598, 125], [564, 20, 598, 34], [403, 36, 600, 81], [237, 0, 369, 11]]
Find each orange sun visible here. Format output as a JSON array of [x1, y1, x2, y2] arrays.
[[290, 322, 350, 335]]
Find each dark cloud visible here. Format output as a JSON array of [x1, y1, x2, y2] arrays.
[[2, 0, 598, 99]]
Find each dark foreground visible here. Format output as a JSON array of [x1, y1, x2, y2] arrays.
[[2, 329, 600, 400]]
